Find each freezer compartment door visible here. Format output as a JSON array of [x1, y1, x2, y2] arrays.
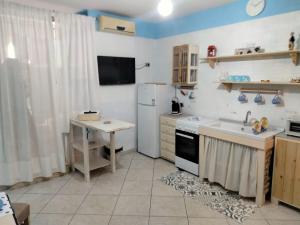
[[138, 84, 157, 106], [137, 104, 159, 158]]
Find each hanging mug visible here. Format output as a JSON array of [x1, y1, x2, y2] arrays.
[[272, 95, 281, 105], [238, 93, 247, 103], [254, 93, 264, 104]]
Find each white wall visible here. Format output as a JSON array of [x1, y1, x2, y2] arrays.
[[90, 11, 300, 151], [154, 11, 300, 127], [94, 32, 156, 150]]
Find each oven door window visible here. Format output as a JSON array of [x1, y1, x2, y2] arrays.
[[175, 130, 199, 164]]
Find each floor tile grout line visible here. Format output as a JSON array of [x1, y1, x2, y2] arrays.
[[25, 172, 73, 195], [67, 151, 134, 224], [33, 175, 74, 216], [26, 174, 75, 222], [108, 153, 133, 225], [183, 197, 190, 225], [64, 152, 134, 225], [265, 218, 272, 225], [66, 173, 99, 225], [147, 156, 155, 225]]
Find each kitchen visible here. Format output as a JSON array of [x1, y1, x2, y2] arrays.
[[1, 1, 300, 225]]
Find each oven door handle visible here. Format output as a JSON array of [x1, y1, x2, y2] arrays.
[[176, 133, 194, 140]]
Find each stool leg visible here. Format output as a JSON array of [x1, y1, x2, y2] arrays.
[[24, 217, 29, 225], [110, 131, 116, 173], [83, 127, 90, 182]]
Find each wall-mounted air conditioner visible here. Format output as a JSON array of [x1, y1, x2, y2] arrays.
[[99, 16, 135, 36]]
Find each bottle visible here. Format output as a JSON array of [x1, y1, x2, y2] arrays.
[[289, 32, 295, 50]]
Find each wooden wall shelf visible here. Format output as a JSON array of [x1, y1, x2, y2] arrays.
[[202, 50, 300, 68], [217, 81, 300, 91]]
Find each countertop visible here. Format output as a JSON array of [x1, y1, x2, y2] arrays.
[[71, 119, 135, 133], [161, 113, 191, 119], [276, 132, 300, 143]]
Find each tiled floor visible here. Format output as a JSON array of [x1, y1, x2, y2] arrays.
[[5, 151, 300, 225]]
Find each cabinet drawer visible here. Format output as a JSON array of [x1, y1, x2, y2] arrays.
[[161, 141, 175, 153], [160, 133, 175, 144], [160, 117, 176, 127], [161, 125, 175, 136], [161, 149, 175, 162]]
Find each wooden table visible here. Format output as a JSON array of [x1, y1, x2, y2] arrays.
[[70, 119, 135, 182]]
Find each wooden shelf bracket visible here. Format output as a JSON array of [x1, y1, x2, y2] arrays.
[[290, 51, 299, 65], [208, 59, 216, 68]]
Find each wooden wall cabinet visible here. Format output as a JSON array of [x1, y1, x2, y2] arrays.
[[173, 44, 199, 86], [272, 134, 300, 209]]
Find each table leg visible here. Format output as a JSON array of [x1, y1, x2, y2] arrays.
[[110, 131, 116, 173], [24, 217, 29, 225], [83, 127, 90, 182], [70, 123, 75, 172]]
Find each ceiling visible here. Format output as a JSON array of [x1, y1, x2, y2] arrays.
[[29, 0, 236, 21]]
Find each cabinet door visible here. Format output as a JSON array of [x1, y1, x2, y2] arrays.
[[273, 138, 299, 205], [293, 145, 300, 207], [272, 139, 287, 200], [282, 141, 298, 203], [173, 46, 181, 84]]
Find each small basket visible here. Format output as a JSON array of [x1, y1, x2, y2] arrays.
[[78, 112, 101, 121]]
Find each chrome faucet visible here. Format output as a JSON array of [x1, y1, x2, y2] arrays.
[[243, 111, 251, 126]]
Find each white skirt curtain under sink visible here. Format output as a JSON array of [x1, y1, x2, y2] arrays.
[[0, 1, 97, 186], [202, 136, 257, 197]]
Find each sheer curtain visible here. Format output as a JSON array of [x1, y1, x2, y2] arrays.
[[0, 1, 65, 185], [54, 12, 98, 133], [0, 1, 97, 186]]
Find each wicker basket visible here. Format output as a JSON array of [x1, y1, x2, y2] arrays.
[[78, 112, 101, 121]]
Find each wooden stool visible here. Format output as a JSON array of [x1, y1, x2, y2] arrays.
[[11, 203, 30, 225]]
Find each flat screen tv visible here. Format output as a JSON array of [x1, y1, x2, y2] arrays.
[[97, 56, 135, 85]]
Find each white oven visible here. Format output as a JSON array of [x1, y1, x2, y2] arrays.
[[175, 116, 215, 176]]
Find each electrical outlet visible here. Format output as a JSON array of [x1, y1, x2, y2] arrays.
[[145, 62, 150, 67]]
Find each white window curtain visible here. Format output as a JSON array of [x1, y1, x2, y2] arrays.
[[0, 1, 97, 186], [54, 12, 98, 133]]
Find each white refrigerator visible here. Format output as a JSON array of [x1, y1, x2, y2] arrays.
[[138, 83, 171, 158]]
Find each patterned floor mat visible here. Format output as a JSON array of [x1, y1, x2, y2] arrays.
[[161, 171, 257, 223]]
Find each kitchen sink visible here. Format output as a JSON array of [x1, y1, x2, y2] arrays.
[[205, 119, 284, 141]]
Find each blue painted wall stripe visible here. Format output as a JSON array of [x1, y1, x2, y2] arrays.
[[155, 0, 300, 38], [80, 0, 300, 39]]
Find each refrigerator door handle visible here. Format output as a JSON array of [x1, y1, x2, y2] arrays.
[[138, 103, 155, 106]]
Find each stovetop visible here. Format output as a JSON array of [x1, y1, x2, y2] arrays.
[[176, 116, 215, 134]]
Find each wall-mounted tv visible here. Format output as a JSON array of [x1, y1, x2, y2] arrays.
[[97, 56, 135, 85]]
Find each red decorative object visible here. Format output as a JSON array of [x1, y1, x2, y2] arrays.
[[207, 45, 217, 57]]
